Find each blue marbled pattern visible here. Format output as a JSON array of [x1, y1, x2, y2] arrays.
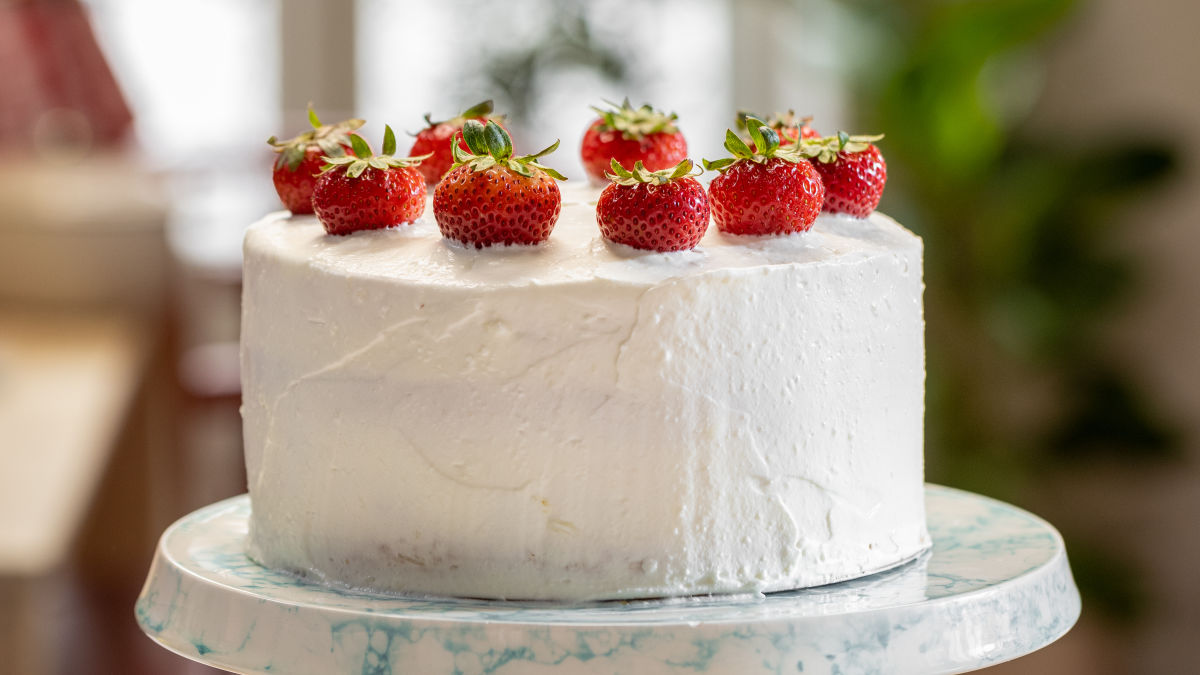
[[136, 485, 1079, 674]]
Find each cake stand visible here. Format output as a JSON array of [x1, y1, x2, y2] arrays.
[[135, 485, 1079, 674]]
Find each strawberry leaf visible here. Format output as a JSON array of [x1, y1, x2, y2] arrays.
[[745, 118, 767, 155], [606, 157, 699, 186], [382, 125, 397, 156], [448, 121, 566, 182], [317, 123, 430, 180], [591, 99, 680, 139], [670, 159, 695, 180], [724, 130, 752, 158], [461, 120, 490, 155], [349, 134, 372, 159], [270, 113, 366, 171], [483, 121, 512, 160], [607, 158, 634, 180], [529, 162, 567, 181], [506, 160, 533, 178], [702, 157, 737, 172], [424, 99, 499, 128], [527, 139, 560, 159], [798, 132, 885, 163], [451, 135, 473, 164], [459, 99, 494, 120], [759, 126, 780, 154]]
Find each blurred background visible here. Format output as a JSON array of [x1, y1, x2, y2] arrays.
[[0, 0, 1196, 672]]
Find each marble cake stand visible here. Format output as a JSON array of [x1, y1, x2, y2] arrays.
[[135, 485, 1079, 674]]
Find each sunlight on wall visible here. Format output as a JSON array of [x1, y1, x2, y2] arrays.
[[79, 0, 280, 166], [357, 0, 733, 181]]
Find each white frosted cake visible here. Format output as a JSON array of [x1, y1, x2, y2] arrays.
[[240, 187, 930, 601]]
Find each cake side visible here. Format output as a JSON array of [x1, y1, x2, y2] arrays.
[[240, 202, 929, 600]]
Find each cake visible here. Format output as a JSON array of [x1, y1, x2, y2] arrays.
[[239, 185, 930, 601]]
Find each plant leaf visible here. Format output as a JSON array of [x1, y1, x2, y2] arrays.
[[460, 99, 494, 119], [382, 125, 397, 156], [724, 129, 752, 158], [461, 120, 489, 155], [483, 121, 512, 159], [308, 106, 321, 129], [608, 158, 633, 179], [451, 137, 472, 164], [671, 159, 695, 180], [703, 157, 737, 172], [349, 134, 372, 159], [745, 117, 767, 155], [531, 162, 567, 181], [759, 126, 780, 155], [506, 160, 533, 178], [527, 138, 560, 159]]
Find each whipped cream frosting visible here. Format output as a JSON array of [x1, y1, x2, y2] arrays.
[[240, 185, 930, 600]]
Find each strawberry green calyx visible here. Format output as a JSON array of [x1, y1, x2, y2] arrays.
[[703, 116, 805, 173], [736, 109, 812, 137], [592, 98, 679, 140], [319, 125, 431, 179], [606, 158, 700, 186], [422, 99, 503, 128], [799, 131, 885, 164], [451, 120, 568, 180], [268, 106, 365, 172]]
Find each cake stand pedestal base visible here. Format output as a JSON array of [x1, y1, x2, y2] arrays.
[[136, 485, 1079, 674]]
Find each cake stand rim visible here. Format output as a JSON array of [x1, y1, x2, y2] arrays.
[[136, 484, 1081, 674], [146, 483, 1068, 623]]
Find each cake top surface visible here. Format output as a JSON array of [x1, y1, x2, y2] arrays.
[[247, 184, 920, 288]]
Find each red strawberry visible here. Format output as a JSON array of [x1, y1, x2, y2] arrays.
[[596, 159, 709, 252], [737, 110, 820, 148], [268, 107, 364, 214], [433, 120, 566, 248], [804, 132, 887, 217], [703, 117, 825, 236], [312, 126, 429, 236], [408, 100, 504, 186], [580, 99, 688, 184]]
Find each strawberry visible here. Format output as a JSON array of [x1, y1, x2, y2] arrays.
[[268, 107, 364, 214], [596, 159, 709, 252], [433, 120, 566, 248], [703, 117, 825, 236], [801, 132, 887, 217], [737, 109, 820, 147], [311, 126, 430, 236], [408, 100, 504, 186], [580, 99, 688, 184]]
